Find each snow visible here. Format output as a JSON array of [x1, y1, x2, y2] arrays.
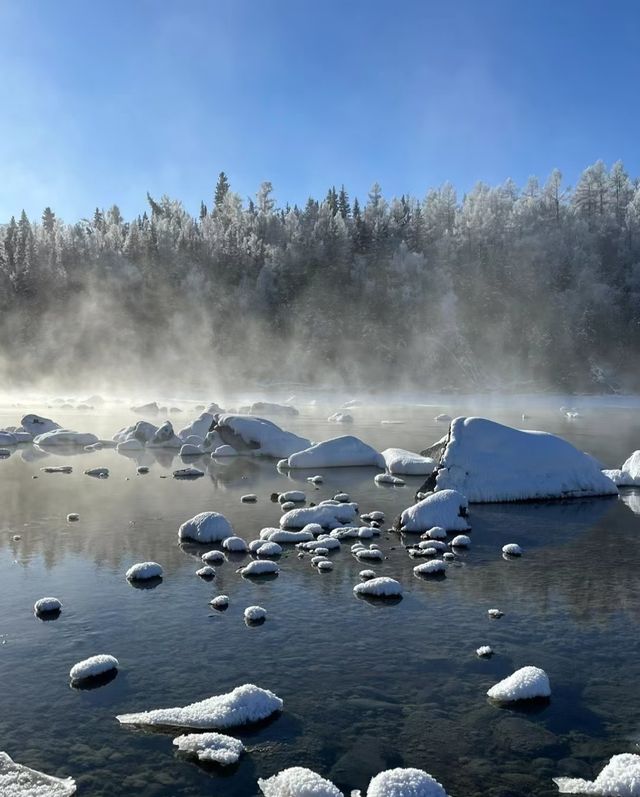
[[21, 414, 61, 436], [354, 548, 383, 561], [240, 560, 279, 577], [126, 561, 163, 581], [212, 445, 238, 457], [180, 443, 203, 456], [256, 541, 283, 557], [502, 543, 523, 556], [287, 436, 385, 469], [216, 415, 311, 458], [244, 605, 267, 622], [113, 420, 158, 444], [240, 401, 299, 417], [422, 526, 447, 540], [605, 452, 640, 486], [173, 731, 244, 765], [354, 577, 402, 597], [258, 767, 343, 797], [398, 490, 470, 533], [34, 429, 99, 447], [279, 490, 306, 503], [202, 550, 226, 564], [329, 526, 359, 539], [488, 609, 504, 618], [364, 767, 449, 797], [414, 560, 446, 576], [432, 417, 618, 502], [334, 493, 351, 502], [210, 595, 229, 609], [196, 566, 216, 578], [280, 502, 359, 530], [0, 752, 76, 797], [553, 753, 640, 795], [179, 512, 234, 543], [621, 451, 640, 481], [131, 401, 160, 414], [317, 560, 333, 571], [147, 421, 183, 448], [223, 536, 249, 552], [328, 412, 353, 423], [117, 438, 144, 451], [116, 683, 283, 729], [299, 536, 341, 551], [487, 666, 551, 702], [260, 528, 314, 543], [34, 597, 62, 614], [360, 569, 376, 580], [382, 448, 437, 476], [476, 646, 493, 657], [178, 412, 215, 441], [375, 473, 406, 485], [451, 535, 471, 547], [69, 654, 119, 682]]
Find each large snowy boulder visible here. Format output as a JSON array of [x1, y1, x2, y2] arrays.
[[0, 752, 76, 796], [428, 417, 618, 502], [553, 753, 640, 795], [397, 490, 469, 533], [34, 429, 99, 447], [487, 666, 551, 702], [116, 683, 282, 729], [382, 448, 437, 476], [363, 767, 449, 797], [21, 414, 61, 436], [215, 414, 311, 458], [280, 502, 359, 530], [178, 412, 215, 441], [179, 512, 233, 543], [287, 436, 385, 469], [113, 420, 158, 444], [258, 767, 343, 797]]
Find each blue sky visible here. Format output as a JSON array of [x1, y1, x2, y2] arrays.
[[1, 0, 639, 222]]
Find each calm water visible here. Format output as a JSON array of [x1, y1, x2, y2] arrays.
[[1, 398, 639, 796]]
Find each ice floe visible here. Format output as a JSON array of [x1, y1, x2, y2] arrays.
[[553, 753, 640, 795], [0, 752, 76, 797], [116, 683, 282, 729], [258, 767, 343, 797], [397, 490, 470, 533], [287, 436, 385, 469], [429, 417, 618, 502], [173, 731, 245, 765], [126, 562, 163, 581], [179, 512, 234, 543], [487, 666, 551, 702]]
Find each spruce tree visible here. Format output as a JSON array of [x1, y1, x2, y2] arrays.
[[214, 172, 230, 208]]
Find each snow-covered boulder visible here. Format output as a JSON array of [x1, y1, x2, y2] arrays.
[[364, 767, 449, 797], [113, 420, 158, 444], [215, 415, 311, 458], [178, 412, 215, 441], [210, 595, 229, 609], [34, 596, 62, 615], [0, 431, 18, 446], [287, 436, 385, 469], [487, 666, 551, 702], [260, 528, 314, 543], [280, 502, 359, 530], [354, 577, 402, 597], [605, 451, 640, 487], [382, 448, 437, 476], [413, 560, 446, 576], [502, 543, 522, 556], [244, 605, 267, 623], [117, 438, 144, 452], [240, 560, 279, 577], [256, 541, 282, 557], [240, 401, 299, 417], [173, 467, 204, 478], [223, 536, 248, 552], [34, 429, 99, 447], [451, 535, 470, 548], [116, 683, 282, 729], [131, 401, 160, 414], [85, 467, 109, 478], [173, 732, 244, 765], [0, 752, 76, 797], [179, 512, 234, 543], [180, 443, 203, 456], [212, 445, 238, 457], [278, 490, 306, 503], [553, 753, 640, 795], [258, 767, 343, 797], [397, 490, 470, 533], [429, 417, 618, 502], [147, 421, 183, 448], [126, 562, 163, 581], [21, 414, 61, 436], [70, 654, 119, 683], [375, 473, 406, 485]]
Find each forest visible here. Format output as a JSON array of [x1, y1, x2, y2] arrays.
[[1, 161, 639, 393]]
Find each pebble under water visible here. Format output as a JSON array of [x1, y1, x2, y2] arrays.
[[0, 398, 639, 796]]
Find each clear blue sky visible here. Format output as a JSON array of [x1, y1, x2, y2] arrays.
[[1, 0, 639, 222]]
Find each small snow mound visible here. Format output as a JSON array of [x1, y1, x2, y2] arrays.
[[354, 577, 402, 597], [244, 605, 267, 622], [317, 560, 333, 571], [553, 753, 640, 796], [212, 444, 238, 457], [240, 560, 279, 577], [360, 569, 376, 580], [173, 731, 244, 765], [476, 646, 493, 657], [365, 767, 449, 797], [210, 595, 229, 610], [70, 654, 118, 683], [422, 526, 447, 540], [256, 541, 283, 557], [355, 548, 383, 561], [202, 550, 226, 564], [126, 562, 163, 581], [223, 536, 249, 552], [196, 565, 216, 578], [281, 503, 358, 530], [413, 560, 446, 576], [279, 490, 306, 503], [261, 528, 314, 543], [487, 665, 551, 702], [258, 766, 343, 797], [179, 512, 234, 543], [117, 683, 283, 729], [382, 448, 437, 476]]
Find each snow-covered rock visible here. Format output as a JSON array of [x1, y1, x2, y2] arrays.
[[328, 412, 353, 423], [355, 547, 383, 561], [605, 452, 640, 487], [260, 528, 314, 543], [414, 559, 446, 576], [430, 416, 618, 502], [451, 534, 471, 548], [256, 541, 282, 557], [113, 420, 158, 444], [258, 767, 343, 797], [173, 731, 244, 765], [34, 596, 62, 615], [278, 490, 306, 503], [126, 562, 163, 581], [209, 595, 229, 609], [196, 565, 216, 578], [0, 431, 18, 446], [223, 536, 248, 552], [148, 421, 183, 448], [375, 473, 406, 486], [398, 490, 470, 533], [34, 429, 99, 447], [477, 646, 493, 657], [117, 438, 144, 452], [240, 401, 299, 417], [280, 502, 359, 530], [179, 512, 234, 543], [488, 609, 504, 618], [287, 436, 385, 469], [354, 577, 402, 597], [244, 605, 266, 622], [240, 560, 279, 577], [360, 569, 376, 580], [173, 467, 205, 478], [487, 666, 551, 702], [502, 543, 522, 556], [178, 412, 215, 441], [0, 752, 76, 797], [21, 414, 61, 436], [317, 560, 333, 571], [382, 448, 437, 476], [70, 654, 119, 683], [202, 550, 226, 564], [131, 401, 160, 415], [117, 683, 282, 729], [364, 766, 449, 797], [85, 467, 109, 478], [212, 444, 238, 457], [553, 753, 640, 795], [216, 414, 311, 458], [180, 443, 203, 456], [422, 526, 447, 540], [299, 536, 341, 552], [435, 413, 452, 422]]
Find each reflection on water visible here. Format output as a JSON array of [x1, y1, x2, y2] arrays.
[[0, 403, 639, 796]]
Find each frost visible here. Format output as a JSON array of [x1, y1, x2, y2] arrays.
[[173, 731, 244, 765]]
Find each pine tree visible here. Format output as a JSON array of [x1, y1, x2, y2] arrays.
[[326, 186, 338, 215], [214, 172, 230, 208], [199, 201, 208, 220], [42, 207, 56, 234], [338, 185, 351, 219]]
